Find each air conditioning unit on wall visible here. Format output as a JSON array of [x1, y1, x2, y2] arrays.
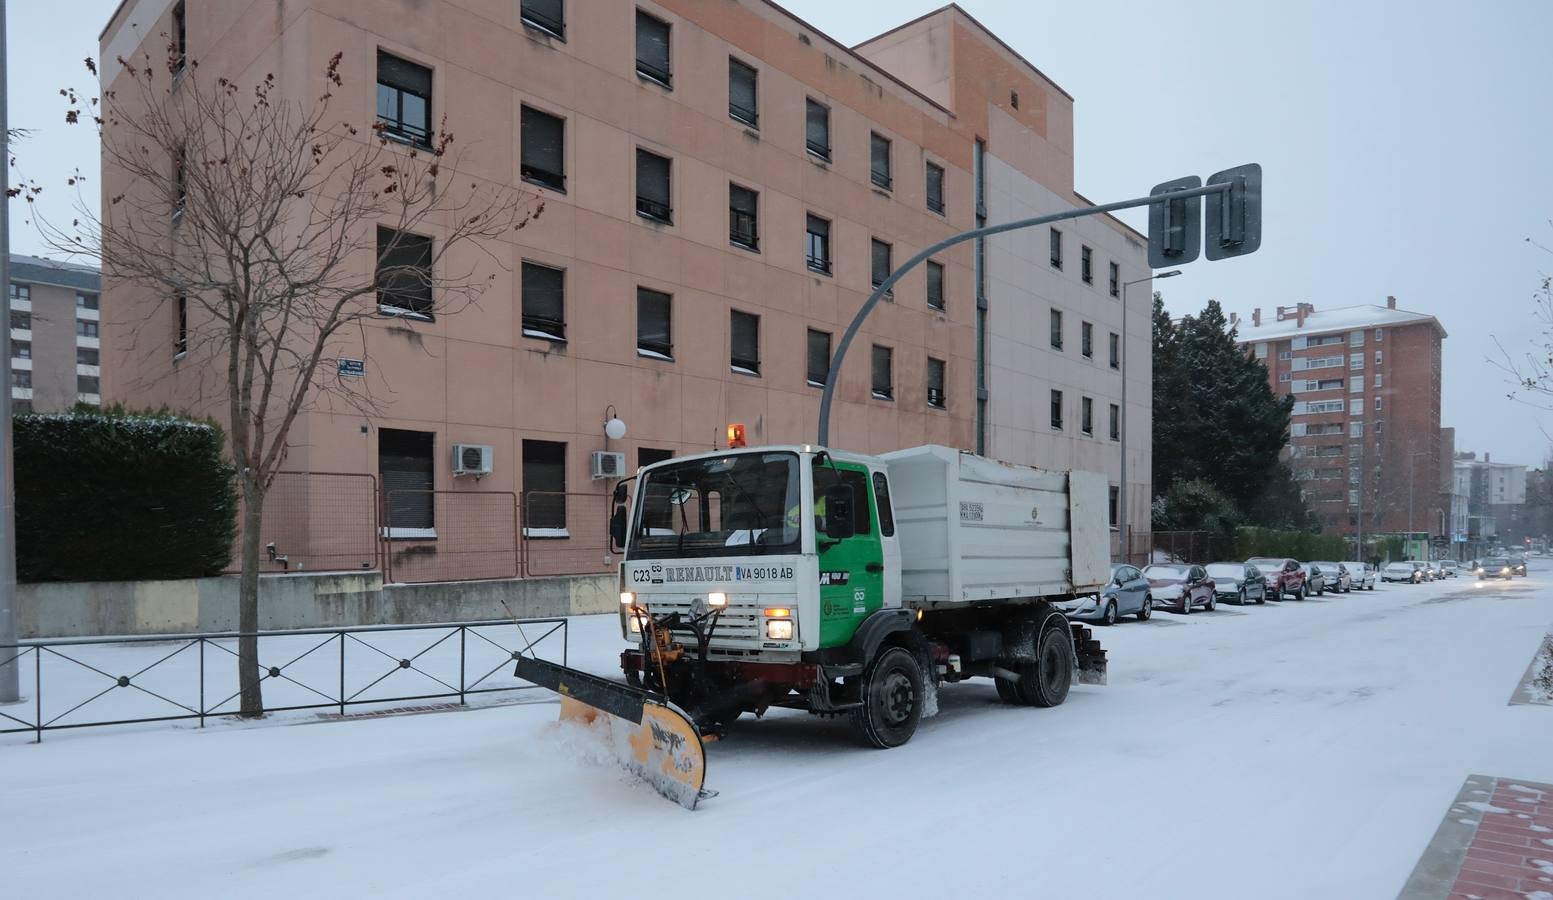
[[453, 444, 493, 477], [591, 450, 626, 480]]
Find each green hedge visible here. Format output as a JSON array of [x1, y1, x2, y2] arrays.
[[1233, 526, 1348, 561], [14, 412, 237, 582]]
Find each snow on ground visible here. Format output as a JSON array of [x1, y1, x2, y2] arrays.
[[1522, 633, 1553, 704], [3, 576, 1551, 899]]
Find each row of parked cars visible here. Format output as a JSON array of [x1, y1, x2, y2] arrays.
[[1062, 550, 1531, 625]]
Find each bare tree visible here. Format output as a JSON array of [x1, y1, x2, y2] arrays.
[[19, 42, 542, 716], [1493, 226, 1553, 407]]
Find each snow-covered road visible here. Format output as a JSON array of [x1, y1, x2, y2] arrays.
[[3, 576, 1550, 899]]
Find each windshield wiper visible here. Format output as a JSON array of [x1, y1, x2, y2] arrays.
[[720, 467, 773, 553]]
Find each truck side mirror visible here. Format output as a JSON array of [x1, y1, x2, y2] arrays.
[[609, 506, 628, 551], [823, 485, 855, 540], [612, 481, 630, 504]]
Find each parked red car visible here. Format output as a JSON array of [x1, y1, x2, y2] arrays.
[[1143, 564, 1218, 614], [1246, 557, 1308, 600]]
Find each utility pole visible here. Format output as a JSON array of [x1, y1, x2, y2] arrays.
[[0, 0, 19, 703]]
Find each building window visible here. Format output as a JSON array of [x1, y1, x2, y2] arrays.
[[806, 328, 831, 387], [638, 447, 673, 469], [927, 357, 946, 409], [175, 291, 188, 355], [1349, 330, 1364, 346], [1050, 390, 1064, 430], [1374, 373, 1382, 388], [1109, 485, 1119, 528], [77, 347, 98, 366], [1350, 377, 1362, 393], [380, 429, 435, 532], [1350, 353, 1363, 370], [1375, 350, 1383, 365], [635, 148, 673, 223], [730, 310, 760, 376], [1375, 327, 1384, 342], [520, 0, 565, 38], [8, 311, 27, 331], [871, 238, 892, 293], [77, 319, 100, 338], [925, 162, 945, 214], [12, 369, 30, 389], [1049, 228, 1063, 269], [375, 228, 433, 319], [1010, 90, 1019, 109], [805, 214, 831, 274], [519, 105, 566, 192], [1109, 261, 1120, 297], [1374, 396, 1383, 411], [522, 440, 568, 532], [1279, 372, 1291, 382], [1109, 403, 1120, 441], [12, 340, 29, 360], [1081, 321, 1093, 359], [1081, 246, 1093, 284], [1279, 349, 1291, 360], [1050, 309, 1063, 350], [1081, 396, 1094, 435], [635, 10, 672, 88], [76, 291, 99, 311], [520, 261, 566, 341], [729, 183, 759, 251], [1350, 421, 1364, 438], [78, 374, 100, 394], [636, 287, 672, 360], [926, 261, 945, 311], [171, 1, 187, 74], [871, 345, 893, 400], [805, 98, 830, 161], [1109, 332, 1120, 369], [728, 57, 757, 127], [376, 51, 432, 147], [869, 132, 892, 190]]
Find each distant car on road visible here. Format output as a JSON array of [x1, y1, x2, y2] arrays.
[[1438, 559, 1461, 577], [1059, 563, 1152, 625], [1144, 564, 1217, 614], [1298, 563, 1329, 596], [1246, 557, 1308, 600], [1408, 560, 1433, 582], [1508, 553, 1528, 576], [1475, 557, 1514, 580], [1313, 561, 1352, 593], [1382, 562, 1421, 583], [1206, 562, 1268, 605], [1343, 561, 1377, 591]]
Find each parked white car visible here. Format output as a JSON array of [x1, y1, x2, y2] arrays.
[[1382, 562, 1421, 584], [1343, 561, 1377, 591]]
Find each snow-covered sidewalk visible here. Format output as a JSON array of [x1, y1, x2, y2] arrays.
[[3, 576, 1550, 899]]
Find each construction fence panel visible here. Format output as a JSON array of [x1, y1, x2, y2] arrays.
[[225, 472, 380, 574], [522, 491, 618, 577], [384, 490, 519, 584]]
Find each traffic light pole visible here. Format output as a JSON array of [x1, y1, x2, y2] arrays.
[[816, 181, 1233, 447]]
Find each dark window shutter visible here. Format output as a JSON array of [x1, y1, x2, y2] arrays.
[[871, 239, 892, 288], [806, 329, 830, 385], [520, 0, 565, 36], [728, 58, 757, 125], [871, 345, 892, 399], [522, 440, 567, 530], [730, 310, 759, 373], [636, 11, 671, 84], [805, 99, 829, 156], [521, 262, 565, 339], [870, 133, 891, 188], [926, 162, 945, 212], [376, 227, 433, 315], [377, 51, 431, 95], [520, 106, 565, 189], [380, 428, 435, 529], [637, 287, 672, 357], [636, 149, 672, 220], [927, 261, 945, 310]]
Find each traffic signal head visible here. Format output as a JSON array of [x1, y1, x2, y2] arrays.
[[1205, 163, 1262, 261], [1148, 176, 1202, 268]]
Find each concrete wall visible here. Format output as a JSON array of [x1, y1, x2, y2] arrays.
[[17, 571, 617, 639]]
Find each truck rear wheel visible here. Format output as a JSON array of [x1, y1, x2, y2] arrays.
[[1016, 625, 1073, 708], [852, 646, 923, 749]]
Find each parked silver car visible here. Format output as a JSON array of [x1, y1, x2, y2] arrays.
[[1298, 563, 1329, 596], [1058, 563, 1152, 625], [1342, 562, 1377, 590], [1312, 561, 1352, 593], [1206, 562, 1268, 605]]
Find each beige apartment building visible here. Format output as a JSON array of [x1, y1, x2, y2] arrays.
[[101, 1, 1151, 559], [9, 255, 103, 414]]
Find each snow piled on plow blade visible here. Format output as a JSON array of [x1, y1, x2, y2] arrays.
[[557, 697, 714, 810]]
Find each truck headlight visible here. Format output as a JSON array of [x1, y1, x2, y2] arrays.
[[707, 591, 728, 607], [627, 612, 644, 634], [766, 619, 794, 640], [620, 591, 636, 607]]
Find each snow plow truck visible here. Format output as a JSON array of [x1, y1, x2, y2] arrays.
[[514, 443, 1111, 808]]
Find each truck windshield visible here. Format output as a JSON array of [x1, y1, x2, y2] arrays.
[[628, 451, 801, 559]]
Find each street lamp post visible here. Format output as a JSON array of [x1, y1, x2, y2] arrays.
[[1119, 270, 1179, 564]]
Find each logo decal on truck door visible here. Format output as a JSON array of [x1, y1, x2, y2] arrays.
[[819, 570, 850, 586], [853, 589, 867, 613]]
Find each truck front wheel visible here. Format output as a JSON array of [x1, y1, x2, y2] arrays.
[[1016, 626, 1073, 708], [852, 646, 923, 749]]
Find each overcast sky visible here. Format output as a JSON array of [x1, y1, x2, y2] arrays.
[[9, 1, 1553, 466]]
